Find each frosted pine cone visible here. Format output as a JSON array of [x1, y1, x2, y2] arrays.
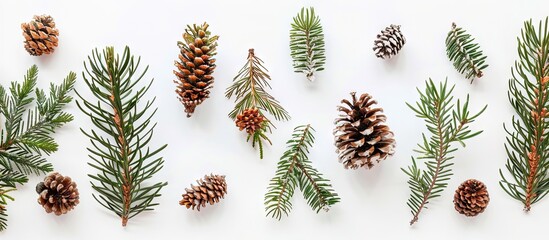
[[373, 24, 405, 59], [334, 92, 396, 169]]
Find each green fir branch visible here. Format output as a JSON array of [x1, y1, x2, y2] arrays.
[[290, 7, 326, 82], [77, 46, 167, 227], [446, 23, 488, 83], [403, 79, 486, 225], [500, 18, 549, 211], [265, 124, 339, 220], [0, 65, 75, 231], [226, 49, 290, 159]]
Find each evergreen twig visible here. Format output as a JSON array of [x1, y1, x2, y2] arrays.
[[0, 65, 75, 231], [445, 23, 488, 83], [264, 124, 339, 220], [500, 18, 549, 211], [226, 49, 290, 159], [290, 7, 326, 82], [77, 46, 167, 227], [403, 79, 486, 225]]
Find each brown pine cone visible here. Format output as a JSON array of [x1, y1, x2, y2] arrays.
[[334, 92, 396, 169], [454, 179, 490, 217], [21, 15, 59, 56], [180, 174, 227, 211], [235, 108, 265, 134], [36, 172, 79, 215], [174, 23, 218, 117]]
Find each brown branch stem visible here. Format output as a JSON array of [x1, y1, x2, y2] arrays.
[[107, 56, 132, 227], [409, 100, 466, 226]]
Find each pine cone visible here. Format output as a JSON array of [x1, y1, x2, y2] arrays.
[[454, 179, 490, 217], [373, 24, 405, 59], [21, 15, 59, 56], [334, 92, 396, 169], [174, 23, 218, 117], [36, 172, 79, 215], [236, 108, 265, 134], [180, 174, 227, 211]]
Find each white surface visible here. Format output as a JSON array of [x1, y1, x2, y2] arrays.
[[0, 0, 547, 239]]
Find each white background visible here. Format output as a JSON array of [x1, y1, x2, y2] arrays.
[[1, 0, 548, 239]]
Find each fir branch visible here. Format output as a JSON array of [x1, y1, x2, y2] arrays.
[[265, 124, 339, 220], [445, 23, 488, 83], [403, 79, 486, 225], [77, 46, 167, 226], [0, 65, 75, 231], [500, 18, 549, 211], [226, 49, 290, 159], [290, 7, 326, 82]]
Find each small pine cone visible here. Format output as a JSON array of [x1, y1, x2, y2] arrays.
[[180, 174, 227, 211], [235, 108, 265, 134], [174, 23, 218, 117], [454, 179, 490, 217], [21, 15, 59, 56], [36, 172, 79, 215], [334, 92, 396, 169], [373, 24, 405, 59]]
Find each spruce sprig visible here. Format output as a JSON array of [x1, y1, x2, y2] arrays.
[[265, 124, 339, 220], [0, 65, 76, 231], [290, 7, 326, 82], [226, 49, 290, 159], [445, 23, 488, 83], [77, 46, 167, 227], [500, 18, 549, 211], [403, 79, 486, 225]]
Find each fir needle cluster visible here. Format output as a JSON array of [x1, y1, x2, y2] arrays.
[[264, 125, 339, 220], [0, 65, 75, 231], [290, 7, 326, 82], [77, 46, 167, 227], [445, 23, 488, 83], [500, 18, 549, 211], [403, 79, 486, 225]]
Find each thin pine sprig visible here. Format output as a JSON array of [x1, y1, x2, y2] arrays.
[[290, 7, 326, 82], [265, 124, 339, 220], [226, 49, 290, 159], [446, 23, 488, 83], [500, 18, 549, 211], [402, 79, 486, 225], [0, 65, 75, 231], [77, 46, 167, 226]]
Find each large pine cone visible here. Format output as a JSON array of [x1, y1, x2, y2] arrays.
[[454, 179, 490, 217], [36, 172, 79, 215], [334, 92, 396, 169], [174, 22, 218, 117], [180, 174, 227, 211], [373, 24, 405, 59], [21, 15, 59, 56], [236, 108, 265, 134]]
